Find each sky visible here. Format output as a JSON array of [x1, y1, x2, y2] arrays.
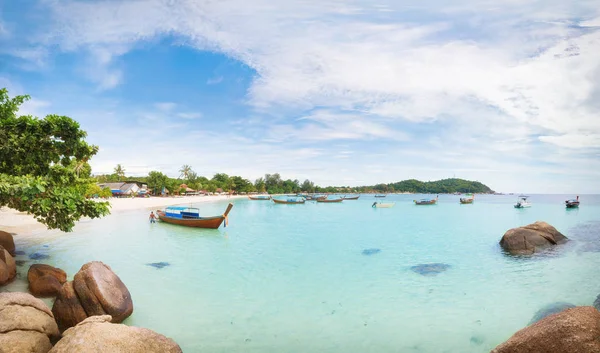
[[1, 0, 600, 193]]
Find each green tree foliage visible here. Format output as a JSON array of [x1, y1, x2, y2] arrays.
[[114, 164, 125, 181], [0, 88, 110, 231], [179, 164, 192, 179], [100, 187, 113, 198], [85, 183, 102, 198], [254, 177, 266, 193], [147, 171, 169, 195]]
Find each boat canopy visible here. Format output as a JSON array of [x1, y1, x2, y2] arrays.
[[165, 206, 200, 218]]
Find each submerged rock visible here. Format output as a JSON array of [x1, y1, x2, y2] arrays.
[[0, 230, 15, 255], [146, 262, 170, 269], [593, 294, 600, 312], [14, 250, 26, 256], [49, 315, 182, 353], [15, 260, 27, 267], [499, 221, 568, 255], [29, 252, 51, 260], [361, 248, 381, 256], [0, 292, 59, 353], [410, 263, 451, 276], [492, 306, 600, 353], [529, 302, 576, 324], [470, 335, 485, 345]]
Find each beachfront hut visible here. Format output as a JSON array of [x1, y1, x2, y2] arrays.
[[97, 182, 145, 198]]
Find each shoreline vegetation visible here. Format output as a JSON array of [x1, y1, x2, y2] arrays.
[[94, 168, 495, 197]]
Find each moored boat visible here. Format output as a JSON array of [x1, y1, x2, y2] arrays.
[[157, 203, 233, 229], [372, 202, 395, 208], [414, 195, 438, 205], [514, 195, 531, 208], [565, 196, 580, 208], [343, 195, 360, 200], [317, 197, 344, 203], [460, 194, 474, 204], [248, 195, 271, 200], [374, 194, 387, 198], [273, 197, 305, 204]]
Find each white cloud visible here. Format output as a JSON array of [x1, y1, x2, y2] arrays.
[[155, 102, 177, 112], [12, 0, 600, 192], [177, 112, 202, 119], [206, 76, 223, 85]]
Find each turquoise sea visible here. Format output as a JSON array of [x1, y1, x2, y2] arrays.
[[7, 194, 600, 352]]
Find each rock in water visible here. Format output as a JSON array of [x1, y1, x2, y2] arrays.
[[0, 245, 16, 284], [410, 263, 451, 276], [492, 306, 600, 353], [361, 248, 381, 256], [53, 282, 88, 333], [529, 302, 576, 324], [0, 230, 15, 256], [0, 292, 59, 353], [28, 264, 68, 297], [499, 221, 568, 255], [29, 264, 67, 284], [14, 250, 26, 256], [53, 261, 133, 331], [146, 262, 170, 269], [29, 252, 51, 260], [49, 315, 182, 353]]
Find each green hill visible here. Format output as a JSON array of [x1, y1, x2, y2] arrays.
[[370, 178, 494, 194]]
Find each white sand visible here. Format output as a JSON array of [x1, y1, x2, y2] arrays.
[[0, 195, 244, 236]]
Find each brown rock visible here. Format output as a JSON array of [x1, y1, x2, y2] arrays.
[[0, 330, 53, 353], [28, 264, 67, 285], [30, 275, 64, 297], [492, 306, 600, 353], [0, 246, 16, 284], [73, 261, 133, 323], [0, 292, 59, 352], [499, 221, 568, 255], [52, 281, 88, 333], [0, 259, 9, 285], [0, 292, 59, 338], [0, 230, 15, 256], [49, 315, 182, 353]]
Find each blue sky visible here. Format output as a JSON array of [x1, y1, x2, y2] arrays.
[[1, 0, 600, 193]]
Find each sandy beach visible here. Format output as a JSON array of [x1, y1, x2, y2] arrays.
[[0, 195, 245, 237]]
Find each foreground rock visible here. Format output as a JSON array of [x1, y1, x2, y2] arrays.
[[492, 306, 600, 353], [53, 261, 133, 331], [49, 315, 182, 353], [0, 230, 15, 256], [499, 221, 568, 255], [0, 245, 16, 285], [28, 264, 68, 297], [0, 292, 59, 353]]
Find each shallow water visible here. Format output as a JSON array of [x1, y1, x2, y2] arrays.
[[6, 194, 600, 352]]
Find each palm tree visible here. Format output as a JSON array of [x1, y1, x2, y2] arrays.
[[179, 165, 192, 179], [114, 164, 125, 181]]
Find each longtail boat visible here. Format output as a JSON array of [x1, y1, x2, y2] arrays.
[[273, 197, 305, 204], [317, 198, 343, 203], [372, 202, 395, 208], [459, 194, 474, 204], [157, 203, 233, 229], [374, 194, 387, 198], [343, 195, 360, 200], [565, 196, 580, 208], [414, 195, 438, 205], [248, 195, 271, 200]]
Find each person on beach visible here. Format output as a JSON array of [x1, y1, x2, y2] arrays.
[[149, 211, 156, 223]]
